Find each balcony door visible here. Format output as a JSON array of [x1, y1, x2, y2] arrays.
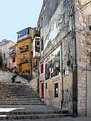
[[19, 65, 22, 73]]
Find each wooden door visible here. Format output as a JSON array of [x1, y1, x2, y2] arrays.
[[41, 83, 44, 99]]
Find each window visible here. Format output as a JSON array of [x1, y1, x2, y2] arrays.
[[4, 54, 5, 60], [37, 41, 40, 46], [5, 63, 7, 69], [13, 57, 15, 63], [41, 16, 43, 27], [24, 54, 27, 62], [88, 15, 91, 31], [41, 63, 44, 73], [13, 48, 15, 51], [36, 60, 38, 66], [46, 83, 47, 89], [54, 83, 58, 98], [35, 40, 40, 53], [41, 38, 44, 51], [89, 26, 91, 31], [88, 14, 91, 25], [9, 63, 11, 68], [24, 43, 28, 50]]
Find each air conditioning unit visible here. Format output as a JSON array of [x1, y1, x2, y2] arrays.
[[33, 37, 40, 58]]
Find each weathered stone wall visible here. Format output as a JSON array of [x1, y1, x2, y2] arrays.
[[75, 0, 91, 116], [62, 35, 73, 113], [44, 75, 62, 107], [0, 70, 38, 93], [39, 0, 73, 112], [29, 77, 37, 92], [38, 0, 91, 116], [0, 70, 28, 84], [38, 0, 60, 28]]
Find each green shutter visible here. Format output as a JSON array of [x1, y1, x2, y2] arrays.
[[54, 83, 58, 97]]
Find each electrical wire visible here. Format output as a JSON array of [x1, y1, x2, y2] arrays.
[[74, 1, 91, 13]]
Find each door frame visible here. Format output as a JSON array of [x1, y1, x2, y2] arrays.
[[41, 83, 44, 99]]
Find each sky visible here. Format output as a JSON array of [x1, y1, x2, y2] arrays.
[[0, 0, 43, 43]]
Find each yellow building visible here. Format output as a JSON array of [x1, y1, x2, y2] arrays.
[[17, 27, 34, 77]]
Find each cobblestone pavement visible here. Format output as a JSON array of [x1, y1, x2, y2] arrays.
[[1, 116, 91, 121]]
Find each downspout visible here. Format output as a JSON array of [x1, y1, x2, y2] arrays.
[[71, 0, 78, 117], [73, 0, 78, 117], [61, 42, 64, 109], [37, 28, 41, 94]]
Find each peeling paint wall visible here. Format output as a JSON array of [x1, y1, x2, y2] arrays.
[[75, 0, 91, 116], [38, 0, 91, 115], [39, 0, 73, 113]]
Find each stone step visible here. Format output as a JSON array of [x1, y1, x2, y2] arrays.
[[0, 113, 71, 120], [0, 95, 39, 98], [0, 110, 66, 115], [0, 99, 43, 103], [0, 97, 41, 100], [0, 90, 36, 93], [1, 98, 41, 101], [0, 101, 45, 104], [0, 101, 44, 103], [0, 103, 46, 105], [0, 96, 40, 98]]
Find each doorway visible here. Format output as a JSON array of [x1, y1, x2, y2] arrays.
[[41, 83, 44, 99]]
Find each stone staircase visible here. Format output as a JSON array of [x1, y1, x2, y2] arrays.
[[0, 82, 45, 105], [0, 82, 71, 120]]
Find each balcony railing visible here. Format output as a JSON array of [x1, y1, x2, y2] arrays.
[[19, 45, 29, 53], [19, 58, 29, 65], [9, 50, 16, 57]]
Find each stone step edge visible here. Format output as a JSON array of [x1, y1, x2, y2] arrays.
[[0, 114, 72, 120], [0, 110, 69, 115], [0, 104, 46, 105]]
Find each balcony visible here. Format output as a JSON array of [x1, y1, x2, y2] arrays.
[[9, 50, 16, 57], [19, 45, 29, 53], [33, 30, 40, 37], [19, 58, 29, 65]]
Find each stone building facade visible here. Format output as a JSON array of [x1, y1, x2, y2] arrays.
[[75, 0, 91, 116], [0, 39, 8, 68], [1, 40, 15, 69], [0, 70, 28, 83], [17, 27, 34, 76], [38, 0, 91, 116], [9, 44, 17, 69]]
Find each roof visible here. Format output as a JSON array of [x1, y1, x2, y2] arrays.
[[0, 39, 8, 46], [17, 27, 36, 34], [9, 44, 17, 49]]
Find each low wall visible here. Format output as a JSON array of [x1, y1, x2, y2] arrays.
[[0, 70, 28, 84], [29, 77, 37, 92]]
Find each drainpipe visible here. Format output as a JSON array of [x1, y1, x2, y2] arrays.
[[90, 52, 91, 66], [61, 42, 64, 109], [37, 29, 41, 94], [70, 0, 78, 117], [37, 58, 40, 94]]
